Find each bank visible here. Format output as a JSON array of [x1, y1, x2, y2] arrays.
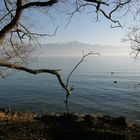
[[0, 110, 140, 140]]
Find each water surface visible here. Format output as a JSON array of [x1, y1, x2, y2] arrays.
[[0, 56, 140, 123]]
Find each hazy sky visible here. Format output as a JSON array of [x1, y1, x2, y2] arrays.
[[46, 15, 125, 46], [27, 2, 132, 46]]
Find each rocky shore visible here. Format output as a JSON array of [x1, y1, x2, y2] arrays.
[[0, 110, 140, 140]]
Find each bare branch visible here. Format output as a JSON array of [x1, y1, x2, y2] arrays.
[[0, 62, 71, 96], [0, 9, 14, 22], [109, 0, 132, 18], [64, 51, 100, 112], [0, 0, 58, 44], [99, 8, 122, 27], [18, 26, 58, 38], [21, 0, 58, 9], [66, 51, 99, 88], [124, 25, 140, 58], [85, 0, 109, 12], [0, 0, 23, 44]]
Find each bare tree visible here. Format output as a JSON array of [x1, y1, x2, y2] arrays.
[[0, 0, 137, 102], [0, 0, 74, 99], [122, 1, 140, 58], [124, 26, 140, 58]]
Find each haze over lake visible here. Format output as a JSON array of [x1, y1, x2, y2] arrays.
[[36, 41, 131, 57], [0, 42, 140, 123]]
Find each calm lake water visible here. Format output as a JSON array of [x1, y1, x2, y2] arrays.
[[0, 56, 140, 123]]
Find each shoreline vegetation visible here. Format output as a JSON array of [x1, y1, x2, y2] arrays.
[[0, 109, 140, 140]]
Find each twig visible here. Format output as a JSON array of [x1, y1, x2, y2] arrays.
[[66, 51, 99, 87], [64, 51, 100, 112]]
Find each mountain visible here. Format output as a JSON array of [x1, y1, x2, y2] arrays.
[[34, 41, 131, 57]]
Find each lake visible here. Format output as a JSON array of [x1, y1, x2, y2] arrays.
[[0, 56, 140, 123]]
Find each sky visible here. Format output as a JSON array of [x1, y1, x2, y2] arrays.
[[34, 12, 125, 46], [24, 1, 133, 47], [45, 15, 125, 46]]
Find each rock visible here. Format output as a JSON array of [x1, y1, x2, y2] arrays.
[[111, 116, 128, 127], [0, 108, 11, 113], [84, 114, 95, 126]]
